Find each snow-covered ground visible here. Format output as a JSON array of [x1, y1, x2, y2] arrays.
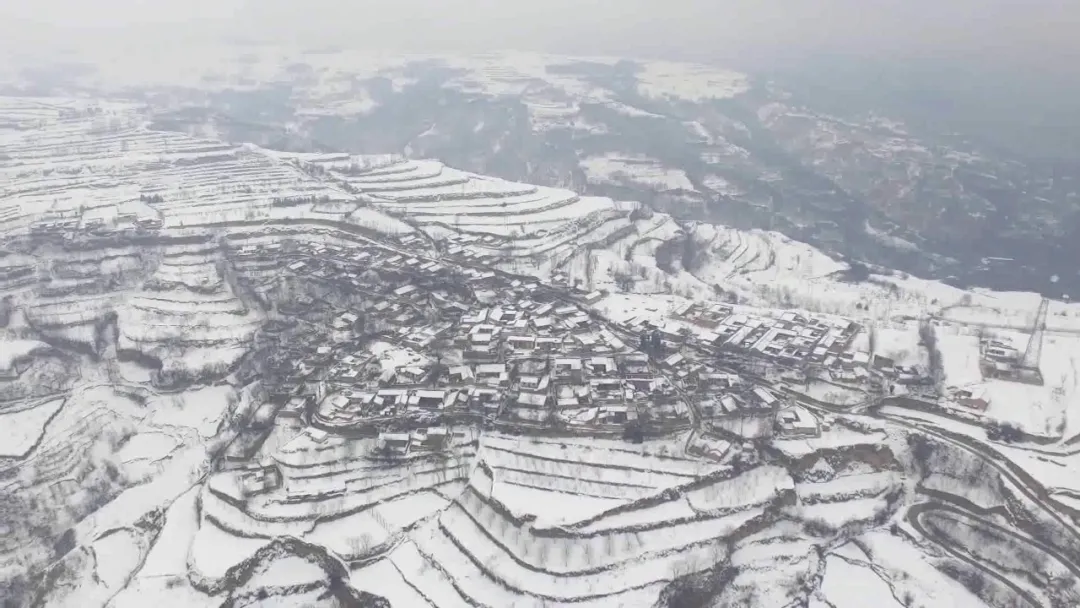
[[936, 322, 1080, 438], [580, 154, 695, 191], [635, 61, 749, 102], [0, 398, 65, 458], [0, 339, 50, 370], [0, 97, 411, 240], [820, 552, 905, 608], [4, 84, 1080, 606]]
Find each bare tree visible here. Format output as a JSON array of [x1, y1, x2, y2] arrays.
[[918, 319, 944, 394], [561, 541, 574, 567], [582, 540, 595, 567], [603, 533, 616, 557]]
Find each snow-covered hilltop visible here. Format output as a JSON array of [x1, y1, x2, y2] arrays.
[[3, 93, 1080, 608]]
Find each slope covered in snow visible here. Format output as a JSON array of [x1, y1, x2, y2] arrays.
[[3, 90, 1080, 608]]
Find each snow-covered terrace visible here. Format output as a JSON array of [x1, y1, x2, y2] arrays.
[[369, 177, 538, 202], [0, 103, 381, 235], [355, 445, 786, 607], [26, 294, 117, 326]]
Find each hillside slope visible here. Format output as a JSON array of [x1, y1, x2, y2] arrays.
[[10, 46, 1076, 296]]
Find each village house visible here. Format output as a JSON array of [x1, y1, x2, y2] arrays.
[[407, 389, 450, 411], [506, 335, 536, 352], [447, 365, 474, 384], [475, 363, 510, 387], [392, 284, 420, 300], [954, 387, 991, 411], [467, 324, 499, 348], [597, 329, 627, 351], [467, 387, 502, 415], [872, 354, 896, 375], [750, 386, 780, 411], [235, 465, 282, 498], [535, 335, 561, 353], [515, 391, 549, 409], [662, 352, 687, 370], [330, 313, 359, 342], [583, 290, 605, 304], [394, 365, 428, 385], [464, 343, 499, 363], [553, 358, 584, 383], [697, 372, 742, 391], [278, 395, 311, 419], [589, 377, 626, 403], [517, 358, 549, 376], [403, 322, 452, 350], [554, 305, 578, 317], [586, 356, 618, 376], [377, 432, 411, 456], [556, 384, 591, 408], [518, 374, 550, 392], [411, 427, 450, 451], [775, 406, 820, 437], [718, 393, 744, 415], [563, 313, 592, 331], [619, 354, 651, 377], [375, 388, 408, 409], [136, 216, 163, 230], [488, 307, 524, 326], [596, 405, 630, 424]]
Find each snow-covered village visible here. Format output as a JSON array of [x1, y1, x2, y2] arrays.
[[4, 58, 1080, 608]]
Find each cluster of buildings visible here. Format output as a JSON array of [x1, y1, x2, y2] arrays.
[[308, 300, 693, 432], [29, 207, 163, 240], [652, 303, 862, 370], [978, 336, 1043, 386], [230, 235, 701, 439], [229, 230, 918, 453], [627, 300, 928, 394]]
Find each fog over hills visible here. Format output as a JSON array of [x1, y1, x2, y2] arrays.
[[3, 38, 1080, 608], [9, 45, 1077, 296]]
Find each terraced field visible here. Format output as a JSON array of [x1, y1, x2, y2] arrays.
[[191, 428, 479, 587], [281, 155, 644, 281], [157, 421, 945, 607], [478, 434, 718, 520], [0, 383, 244, 603], [338, 427, 935, 607], [117, 241, 263, 377]]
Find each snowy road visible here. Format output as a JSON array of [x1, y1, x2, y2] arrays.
[[906, 499, 1043, 608]]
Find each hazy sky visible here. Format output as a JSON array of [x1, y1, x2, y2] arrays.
[[1, 0, 1076, 72]]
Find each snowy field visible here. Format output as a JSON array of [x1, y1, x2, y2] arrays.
[[635, 61, 749, 102], [580, 154, 695, 191], [0, 98, 411, 241], [2, 84, 1077, 606], [0, 398, 65, 458], [0, 339, 50, 370], [935, 322, 1080, 439]]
